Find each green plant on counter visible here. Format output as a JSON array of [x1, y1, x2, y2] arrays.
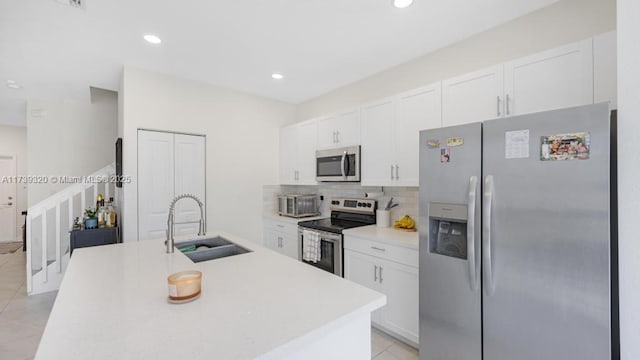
[[84, 208, 97, 219]]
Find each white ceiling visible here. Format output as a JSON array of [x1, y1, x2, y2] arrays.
[[0, 0, 558, 126]]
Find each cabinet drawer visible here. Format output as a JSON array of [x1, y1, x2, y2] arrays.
[[344, 235, 418, 268], [263, 219, 298, 236]]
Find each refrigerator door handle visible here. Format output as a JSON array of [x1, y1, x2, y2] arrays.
[[483, 175, 496, 295], [467, 176, 479, 291]]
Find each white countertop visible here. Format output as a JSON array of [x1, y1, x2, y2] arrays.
[[343, 225, 419, 250], [262, 212, 326, 225], [36, 233, 385, 360]]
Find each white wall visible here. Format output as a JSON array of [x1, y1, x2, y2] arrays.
[[297, 0, 616, 120], [121, 67, 296, 243], [0, 125, 27, 238], [27, 89, 118, 206], [617, 0, 640, 358]]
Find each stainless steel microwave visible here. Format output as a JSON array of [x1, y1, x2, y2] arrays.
[[316, 146, 360, 182]]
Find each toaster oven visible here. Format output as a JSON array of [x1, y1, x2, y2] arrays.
[[278, 194, 320, 218]]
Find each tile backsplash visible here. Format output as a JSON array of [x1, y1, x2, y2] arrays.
[[263, 183, 419, 226]]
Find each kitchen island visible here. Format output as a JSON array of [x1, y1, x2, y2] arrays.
[[35, 233, 385, 359]]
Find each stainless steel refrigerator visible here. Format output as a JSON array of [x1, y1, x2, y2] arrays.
[[418, 103, 616, 360]]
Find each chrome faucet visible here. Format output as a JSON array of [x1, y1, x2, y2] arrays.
[[166, 194, 206, 253]]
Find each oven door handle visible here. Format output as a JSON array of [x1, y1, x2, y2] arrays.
[[299, 228, 342, 243]]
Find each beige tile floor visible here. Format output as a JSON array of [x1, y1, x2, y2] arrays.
[[0, 249, 417, 360], [0, 247, 56, 360], [371, 327, 419, 360]]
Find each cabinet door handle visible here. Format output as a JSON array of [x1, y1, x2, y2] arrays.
[[379, 266, 383, 283], [276, 224, 284, 228], [336, 131, 340, 143], [332, 131, 336, 143], [506, 94, 510, 115], [374, 265, 378, 282], [278, 236, 283, 248], [390, 165, 394, 181], [371, 246, 386, 252], [395, 165, 399, 180], [497, 96, 501, 117]]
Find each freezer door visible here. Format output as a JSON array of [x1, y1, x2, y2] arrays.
[[482, 103, 611, 360], [419, 123, 482, 360]]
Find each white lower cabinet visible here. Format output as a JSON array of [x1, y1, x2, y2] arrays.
[[344, 237, 419, 345], [263, 219, 299, 260]]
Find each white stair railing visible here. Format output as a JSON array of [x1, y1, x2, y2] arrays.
[[26, 164, 116, 295]]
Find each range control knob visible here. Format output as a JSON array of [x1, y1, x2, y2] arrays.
[[367, 203, 372, 208]]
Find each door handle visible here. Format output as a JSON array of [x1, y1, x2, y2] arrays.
[[483, 175, 496, 295], [374, 265, 378, 282], [341, 151, 347, 178], [371, 246, 386, 252], [333, 131, 337, 143], [505, 94, 511, 115], [497, 96, 501, 117], [395, 165, 399, 180], [390, 165, 394, 181], [336, 131, 340, 143], [278, 236, 283, 248], [379, 266, 383, 283], [1, 202, 12, 206], [467, 176, 479, 291]]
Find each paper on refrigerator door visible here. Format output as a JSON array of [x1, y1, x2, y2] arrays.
[[505, 129, 530, 159]]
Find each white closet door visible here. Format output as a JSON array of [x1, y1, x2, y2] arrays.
[[173, 134, 206, 237], [138, 130, 174, 241]]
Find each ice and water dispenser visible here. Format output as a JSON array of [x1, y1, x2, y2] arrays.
[[428, 202, 468, 259]]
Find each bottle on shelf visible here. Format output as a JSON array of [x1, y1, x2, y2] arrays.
[[106, 197, 118, 228], [96, 194, 104, 212], [97, 198, 106, 228]]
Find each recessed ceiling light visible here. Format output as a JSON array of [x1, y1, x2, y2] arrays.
[[393, 0, 413, 8], [272, 73, 284, 80], [143, 34, 162, 44]]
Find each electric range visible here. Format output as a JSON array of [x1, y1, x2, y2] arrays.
[[297, 198, 377, 276]]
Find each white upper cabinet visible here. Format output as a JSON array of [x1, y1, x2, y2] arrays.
[[442, 65, 504, 127], [317, 109, 361, 149], [361, 98, 395, 187], [296, 120, 318, 185], [362, 83, 442, 187], [280, 33, 614, 187], [593, 31, 617, 109], [393, 84, 442, 186], [443, 38, 597, 127], [504, 38, 594, 116], [279, 125, 297, 185], [279, 119, 317, 185]]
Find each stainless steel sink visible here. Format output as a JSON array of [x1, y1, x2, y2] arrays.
[[175, 237, 251, 263], [175, 236, 233, 251]]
